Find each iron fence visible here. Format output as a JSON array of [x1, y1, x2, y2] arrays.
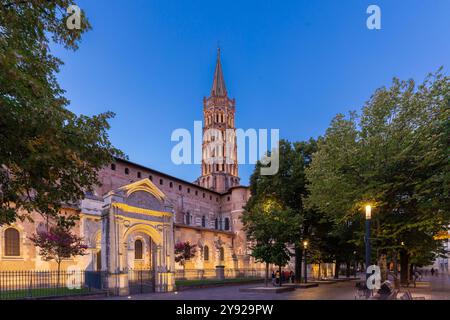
[[0, 270, 107, 300], [128, 268, 154, 294]]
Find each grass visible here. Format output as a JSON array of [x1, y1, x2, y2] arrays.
[[0, 287, 90, 300], [175, 277, 264, 287]]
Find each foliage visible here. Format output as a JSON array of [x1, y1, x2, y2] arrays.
[[242, 200, 294, 268], [0, 1, 124, 226], [306, 69, 450, 267], [243, 139, 320, 280], [29, 225, 88, 271]]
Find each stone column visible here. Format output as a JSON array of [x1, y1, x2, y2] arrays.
[[101, 196, 129, 296]]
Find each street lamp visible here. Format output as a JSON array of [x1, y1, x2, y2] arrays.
[[303, 240, 308, 283], [365, 205, 372, 280]]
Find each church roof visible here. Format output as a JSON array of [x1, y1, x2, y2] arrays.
[[210, 47, 227, 97]]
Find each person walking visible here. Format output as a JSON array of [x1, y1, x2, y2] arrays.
[[431, 267, 435, 276], [271, 270, 276, 286], [412, 268, 419, 288], [275, 270, 280, 286], [290, 271, 295, 283]]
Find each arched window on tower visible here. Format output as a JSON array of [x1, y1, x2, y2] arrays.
[[134, 239, 143, 260], [4, 228, 20, 256]]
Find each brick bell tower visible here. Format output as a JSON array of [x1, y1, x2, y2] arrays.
[[196, 48, 240, 193]]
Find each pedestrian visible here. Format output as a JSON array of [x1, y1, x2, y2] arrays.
[[431, 267, 435, 276], [275, 270, 280, 286], [290, 271, 294, 283], [417, 270, 422, 281], [281, 270, 286, 283], [271, 270, 276, 286], [412, 269, 419, 288]]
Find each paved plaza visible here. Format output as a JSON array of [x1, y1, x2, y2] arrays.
[[102, 275, 450, 300]]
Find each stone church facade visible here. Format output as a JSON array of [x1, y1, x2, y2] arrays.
[[0, 50, 263, 293]]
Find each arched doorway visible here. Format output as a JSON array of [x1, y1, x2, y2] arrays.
[[127, 232, 157, 294], [101, 179, 175, 294]]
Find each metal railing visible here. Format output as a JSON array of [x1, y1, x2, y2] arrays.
[[128, 268, 154, 294], [0, 270, 106, 300]]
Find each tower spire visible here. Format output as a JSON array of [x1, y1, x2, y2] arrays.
[[197, 48, 239, 192], [211, 47, 227, 97]]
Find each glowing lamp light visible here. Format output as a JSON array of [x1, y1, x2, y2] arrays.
[[303, 240, 308, 249], [365, 205, 372, 220]]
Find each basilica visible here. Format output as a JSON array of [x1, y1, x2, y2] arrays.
[[0, 50, 264, 293]]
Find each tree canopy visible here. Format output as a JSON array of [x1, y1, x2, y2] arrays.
[[0, 1, 123, 226], [306, 69, 450, 268]]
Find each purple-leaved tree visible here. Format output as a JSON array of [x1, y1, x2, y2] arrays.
[[29, 226, 88, 286]]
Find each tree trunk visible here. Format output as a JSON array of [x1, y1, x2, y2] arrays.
[[57, 261, 61, 288], [378, 253, 387, 282], [278, 265, 282, 287], [265, 262, 269, 287], [393, 250, 400, 289], [318, 262, 321, 280], [294, 245, 303, 283], [334, 261, 340, 279], [400, 250, 410, 286]]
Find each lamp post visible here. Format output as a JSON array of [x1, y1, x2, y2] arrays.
[[303, 240, 308, 283], [365, 205, 372, 280]]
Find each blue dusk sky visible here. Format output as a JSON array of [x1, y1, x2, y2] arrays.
[[54, 0, 450, 186]]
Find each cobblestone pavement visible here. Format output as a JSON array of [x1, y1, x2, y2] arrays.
[[102, 275, 450, 300]]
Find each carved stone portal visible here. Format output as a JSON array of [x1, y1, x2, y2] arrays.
[[101, 179, 175, 295]]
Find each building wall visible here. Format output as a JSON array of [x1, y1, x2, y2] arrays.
[[0, 163, 257, 272], [0, 208, 86, 271]]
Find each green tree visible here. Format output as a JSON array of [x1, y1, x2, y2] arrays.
[[0, 1, 123, 226], [242, 199, 293, 286], [243, 139, 319, 283]]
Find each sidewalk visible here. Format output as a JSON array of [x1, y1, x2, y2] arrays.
[[405, 274, 450, 300]]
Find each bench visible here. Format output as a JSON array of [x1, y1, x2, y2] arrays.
[[399, 290, 426, 300]]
